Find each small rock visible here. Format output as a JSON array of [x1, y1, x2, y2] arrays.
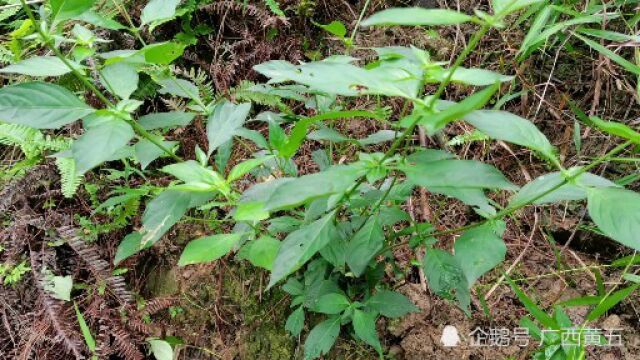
[[602, 314, 621, 329], [388, 345, 404, 358]]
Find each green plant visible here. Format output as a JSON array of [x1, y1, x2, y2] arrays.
[[508, 254, 639, 360], [0, 260, 30, 285], [1, 0, 639, 358], [0, 123, 82, 195]]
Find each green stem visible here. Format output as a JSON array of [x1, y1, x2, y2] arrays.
[[381, 23, 492, 163], [385, 140, 632, 252], [349, 0, 372, 45], [20, 0, 114, 107], [330, 21, 493, 216], [19, 0, 182, 161]]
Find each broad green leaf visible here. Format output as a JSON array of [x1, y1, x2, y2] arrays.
[[586, 284, 639, 322], [422, 249, 470, 311], [316, 20, 346, 38], [268, 212, 337, 288], [114, 232, 150, 265], [100, 62, 138, 99], [134, 137, 178, 169], [282, 278, 305, 296], [72, 116, 134, 174], [142, 42, 185, 65], [403, 158, 515, 213], [436, 187, 496, 217], [428, 67, 513, 86], [308, 128, 350, 143], [268, 216, 303, 234], [206, 101, 251, 155], [156, 77, 200, 100], [346, 216, 384, 276], [493, 0, 542, 15], [403, 159, 517, 191], [178, 233, 242, 266], [611, 255, 640, 268], [285, 307, 305, 336], [140, 190, 192, 246], [419, 83, 499, 134], [162, 160, 224, 186], [233, 202, 269, 222], [264, 165, 364, 211], [423, 249, 465, 295], [236, 128, 269, 149], [314, 293, 350, 314], [50, 0, 94, 22], [72, 24, 95, 44], [366, 290, 418, 318], [353, 310, 382, 353], [510, 170, 617, 207], [237, 236, 280, 270], [319, 234, 347, 269], [588, 116, 640, 144], [0, 82, 94, 129], [462, 110, 556, 160], [148, 339, 173, 360], [280, 110, 384, 158], [0, 56, 80, 77], [357, 130, 397, 146], [138, 111, 196, 130], [254, 49, 424, 98], [361, 8, 472, 27], [623, 274, 640, 284], [241, 177, 294, 205], [575, 33, 640, 76], [141, 0, 180, 25], [454, 222, 506, 285], [44, 275, 73, 301], [74, 303, 96, 352], [304, 317, 340, 360], [227, 156, 273, 182], [406, 149, 455, 163], [587, 187, 640, 251], [76, 10, 126, 30]]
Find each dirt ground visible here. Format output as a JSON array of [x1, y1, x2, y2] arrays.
[[1, 0, 639, 359]]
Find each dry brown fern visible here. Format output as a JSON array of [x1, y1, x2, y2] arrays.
[[59, 226, 134, 305]]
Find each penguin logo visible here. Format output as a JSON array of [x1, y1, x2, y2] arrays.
[[440, 325, 461, 347]]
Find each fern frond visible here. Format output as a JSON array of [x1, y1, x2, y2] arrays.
[[0, 0, 19, 24], [447, 130, 490, 147], [0, 44, 12, 65], [55, 157, 82, 198], [178, 67, 215, 102], [263, 0, 285, 17], [231, 81, 291, 112], [42, 135, 71, 151], [0, 123, 44, 158]]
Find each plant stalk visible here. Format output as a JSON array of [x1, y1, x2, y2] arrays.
[[18, 0, 182, 161]]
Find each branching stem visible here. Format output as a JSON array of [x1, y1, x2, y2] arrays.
[[18, 0, 182, 161]]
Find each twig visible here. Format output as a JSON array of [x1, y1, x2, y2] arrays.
[[485, 211, 539, 301]]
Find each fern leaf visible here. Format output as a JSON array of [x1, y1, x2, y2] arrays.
[[263, 0, 285, 16], [0, 123, 44, 158], [55, 157, 82, 198]]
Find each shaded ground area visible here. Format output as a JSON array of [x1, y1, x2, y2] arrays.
[[1, 0, 639, 359]]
